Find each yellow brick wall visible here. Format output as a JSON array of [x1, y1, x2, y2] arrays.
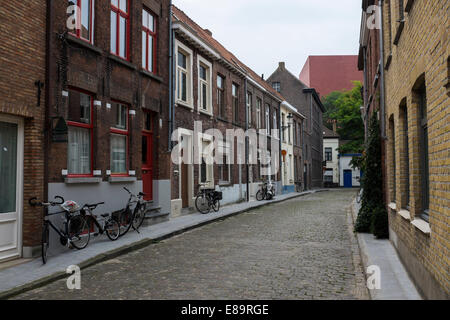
[[383, 0, 449, 297]]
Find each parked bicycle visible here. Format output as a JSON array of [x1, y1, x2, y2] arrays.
[[195, 182, 222, 214], [115, 187, 147, 238], [30, 196, 91, 264], [80, 202, 120, 242], [256, 181, 275, 201]]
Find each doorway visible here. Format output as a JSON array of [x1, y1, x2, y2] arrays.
[[0, 116, 24, 262], [142, 112, 153, 201]]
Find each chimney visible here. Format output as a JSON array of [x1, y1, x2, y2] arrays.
[[204, 29, 212, 36], [279, 62, 285, 70], [261, 74, 264, 80]]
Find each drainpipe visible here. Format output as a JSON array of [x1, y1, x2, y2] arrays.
[[244, 78, 249, 202], [379, 0, 386, 139], [168, 1, 174, 151], [363, 46, 369, 142], [44, 0, 53, 204]]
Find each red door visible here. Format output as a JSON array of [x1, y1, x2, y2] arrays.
[[142, 132, 153, 201]]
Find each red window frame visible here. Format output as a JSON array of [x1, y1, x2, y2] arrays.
[[67, 87, 94, 178], [110, 101, 130, 177], [69, 0, 94, 44], [111, 0, 130, 60], [142, 9, 157, 73]]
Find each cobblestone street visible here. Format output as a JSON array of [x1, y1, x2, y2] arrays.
[[14, 189, 368, 300]]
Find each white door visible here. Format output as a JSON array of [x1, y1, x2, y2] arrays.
[[0, 115, 24, 262]]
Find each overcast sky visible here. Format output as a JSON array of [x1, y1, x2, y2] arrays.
[[172, 0, 362, 79]]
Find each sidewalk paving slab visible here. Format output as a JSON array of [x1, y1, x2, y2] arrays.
[[351, 199, 422, 300], [0, 189, 322, 299]]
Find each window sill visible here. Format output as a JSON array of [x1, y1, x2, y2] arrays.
[[140, 69, 163, 82], [175, 101, 194, 110], [393, 21, 405, 46], [219, 182, 232, 187], [388, 202, 397, 210], [411, 219, 431, 235], [109, 54, 137, 70], [108, 176, 137, 183], [216, 116, 229, 124], [65, 177, 102, 184], [398, 209, 411, 221], [66, 34, 102, 55], [199, 109, 213, 117]]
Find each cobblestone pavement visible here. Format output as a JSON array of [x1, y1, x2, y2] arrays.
[[14, 189, 368, 300]]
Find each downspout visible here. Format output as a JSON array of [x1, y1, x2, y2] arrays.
[[44, 0, 53, 203], [278, 103, 282, 194], [168, 1, 174, 151], [379, 0, 386, 139], [363, 46, 369, 142], [244, 78, 249, 202]]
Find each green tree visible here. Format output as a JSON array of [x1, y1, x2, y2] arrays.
[[322, 81, 364, 154], [355, 115, 388, 238]]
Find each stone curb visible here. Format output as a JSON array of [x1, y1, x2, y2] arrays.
[[0, 189, 323, 300]]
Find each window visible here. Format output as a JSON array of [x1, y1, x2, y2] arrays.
[[198, 57, 212, 113], [217, 75, 225, 118], [398, 0, 405, 21], [68, 0, 94, 43], [293, 120, 297, 145], [281, 113, 286, 143], [232, 83, 239, 123], [273, 111, 278, 138], [400, 104, 410, 209], [246, 92, 252, 127], [219, 142, 231, 184], [110, 102, 129, 175], [417, 85, 429, 220], [389, 117, 396, 203], [142, 9, 157, 73], [111, 0, 129, 60], [175, 43, 193, 106], [256, 98, 262, 129], [67, 89, 93, 176], [200, 139, 214, 188], [265, 105, 270, 135], [272, 82, 280, 93], [325, 147, 332, 161]]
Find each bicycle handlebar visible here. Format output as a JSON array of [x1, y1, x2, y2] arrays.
[[29, 196, 65, 207], [84, 202, 105, 210]]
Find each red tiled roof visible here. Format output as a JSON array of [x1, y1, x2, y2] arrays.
[[172, 5, 284, 101]]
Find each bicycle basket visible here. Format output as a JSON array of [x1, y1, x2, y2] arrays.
[[61, 200, 81, 213], [213, 191, 223, 201]]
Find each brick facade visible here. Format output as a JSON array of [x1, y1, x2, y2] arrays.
[[0, 1, 47, 259], [382, 0, 449, 299]]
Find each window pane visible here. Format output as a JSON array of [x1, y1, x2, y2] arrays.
[[181, 72, 187, 102], [68, 126, 91, 174], [111, 12, 117, 53], [143, 10, 148, 28], [202, 83, 207, 109], [148, 13, 154, 32], [217, 76, 223, 89], [111, 134, 127, 174], [111, 0, 118, 7], [0, 122, 18, 213], [142, 136, 148, 164], [119, 0, 127, 12], [142, 31, 147, 69], [68, 90, 91, 124], [148, 35, 153, 71], [81, 0, 90, 40], [113, 103, 127, 129], [119, 16, 126, 58], [178, 52, 186, 68], [199, 65, 206, 80]]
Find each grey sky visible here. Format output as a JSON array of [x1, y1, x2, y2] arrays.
[[172, 0, 362, 79]]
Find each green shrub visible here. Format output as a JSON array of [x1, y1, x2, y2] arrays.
[[371, 205, 389, 239]]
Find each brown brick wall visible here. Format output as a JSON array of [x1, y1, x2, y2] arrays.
[[0, 1, 47, 248], [383, 0, 449, 298]]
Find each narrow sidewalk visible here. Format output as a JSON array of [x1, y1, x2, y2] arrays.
[[0, 189, 321, 299], [351, 199, 422, 300]]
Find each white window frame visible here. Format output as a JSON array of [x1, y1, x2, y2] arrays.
[[218, 141, 231, 185], [175, 40, 193, 108], [247, 92, 252, 127], [265, 105, 270, 136], [198, 133, 214, 189], [256, 98, 261, 129], [197, 54, 213, 115]]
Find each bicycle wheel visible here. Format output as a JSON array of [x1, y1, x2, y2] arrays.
[[195, 194, 210, 214], [68, 215, 90, 250], [256, 190, 265, 201], [132, 204, 146, 231], [119, 208, 133, 237], [41, 222, 49, 264], [212, 199, 220, 212], [105, 218, 120, 241]]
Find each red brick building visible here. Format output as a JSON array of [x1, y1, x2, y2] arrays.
[[170, 6, 283, 215], [299, 55, 363, 98], [0, 1, 47, 261]]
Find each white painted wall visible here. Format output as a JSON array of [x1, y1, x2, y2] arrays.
[[339, 155, 361, 187], [323, 138, 340, 184]]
